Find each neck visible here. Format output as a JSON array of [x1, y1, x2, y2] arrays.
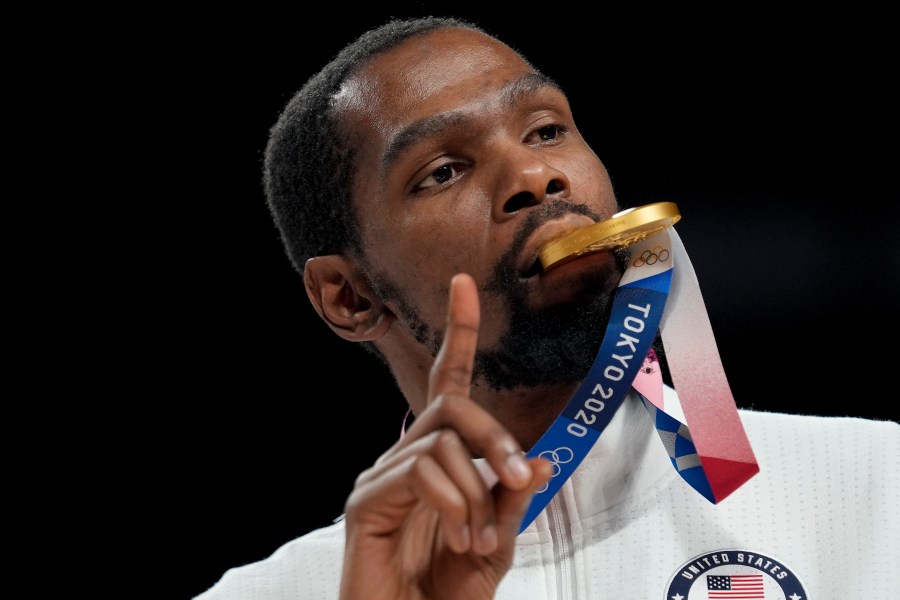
[[470, 381, 579, 450]]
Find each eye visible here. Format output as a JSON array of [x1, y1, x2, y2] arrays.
[[415, 162, 468, 191], [527, 124, 568, 145]]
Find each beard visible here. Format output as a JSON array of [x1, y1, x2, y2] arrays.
[[474, 271, 622, 390], [368, 200, 627, 392]]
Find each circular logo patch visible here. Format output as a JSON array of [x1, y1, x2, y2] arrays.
[[665, 549, 809, 599]]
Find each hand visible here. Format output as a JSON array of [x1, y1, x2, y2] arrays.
[[339, 273, 552, 600]]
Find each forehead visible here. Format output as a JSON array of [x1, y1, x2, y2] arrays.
[[333, 28, 537, 151]]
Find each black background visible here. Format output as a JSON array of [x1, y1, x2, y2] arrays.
[[115, 5, 898, 598]]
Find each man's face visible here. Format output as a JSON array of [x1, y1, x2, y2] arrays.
[[336, 28, 623, 390]]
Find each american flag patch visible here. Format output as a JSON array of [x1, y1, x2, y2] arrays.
[[706, 574, 765, 598], [666, 550, 806, 600]]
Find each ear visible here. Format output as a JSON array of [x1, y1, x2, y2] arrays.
[[303, 255, 394, 342]]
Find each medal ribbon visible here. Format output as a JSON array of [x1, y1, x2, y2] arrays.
[[519, 228, 759, 533], [638, 229, 759, 502], [519, 231, 674, 532]]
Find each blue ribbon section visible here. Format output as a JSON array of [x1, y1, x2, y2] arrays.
[[638, 394, 715, 503], [519, 268, 673, 533]]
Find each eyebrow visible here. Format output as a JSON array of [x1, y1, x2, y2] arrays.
[[380, 71, 562, 175]]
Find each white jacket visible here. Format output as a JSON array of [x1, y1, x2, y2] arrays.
[[195, 390, 900, 599]]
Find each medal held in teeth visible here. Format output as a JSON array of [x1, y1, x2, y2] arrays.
[[538, 201, 682, 271]]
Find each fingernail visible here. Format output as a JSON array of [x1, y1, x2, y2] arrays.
[[506, 452, 531, 481]]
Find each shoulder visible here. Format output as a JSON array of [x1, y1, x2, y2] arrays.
[[193, 518, 346, 600], [737, 408, 899, 485], [739, 408, 898, 447]]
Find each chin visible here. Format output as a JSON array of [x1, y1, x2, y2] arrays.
[[473, 254, 624, 392]]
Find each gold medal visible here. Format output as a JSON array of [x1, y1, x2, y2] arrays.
[[538, 201, 682, 271]]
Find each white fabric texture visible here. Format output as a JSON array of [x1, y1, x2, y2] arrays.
[[195, 390, 900, 599]]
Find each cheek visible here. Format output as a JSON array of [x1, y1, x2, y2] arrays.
[[396, 200, 494, 279], [361, 218, 473, 321], [573, 155, 614, 201], [371, 203, 500, 327]]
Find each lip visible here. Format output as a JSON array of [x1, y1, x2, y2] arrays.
[[517, 214, 597, 278]]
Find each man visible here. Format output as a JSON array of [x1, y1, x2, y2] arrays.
[[196, 15, 899, 600]]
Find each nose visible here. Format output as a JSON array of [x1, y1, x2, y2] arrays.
[[491, 147, 570, 221]]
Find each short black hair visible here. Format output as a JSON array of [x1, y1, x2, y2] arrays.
[[262, 16, 491, 276]]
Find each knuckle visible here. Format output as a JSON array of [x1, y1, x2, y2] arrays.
[[429, 393, 468, 421], [408, 453, 431, 481], [429, 357, 472, 385], [432, 428, 463, 453], [484, 426, 514, 451], [352, 464, 377, 488]]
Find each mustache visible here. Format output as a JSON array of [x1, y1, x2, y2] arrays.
[[485, 200, 605, 291]]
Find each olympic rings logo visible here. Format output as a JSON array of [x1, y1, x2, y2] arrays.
[[535, 447, 574, 493], [632, 245, 670, 267]]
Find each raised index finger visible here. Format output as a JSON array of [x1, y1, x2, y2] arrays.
[[427, 273, 480, 403]]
